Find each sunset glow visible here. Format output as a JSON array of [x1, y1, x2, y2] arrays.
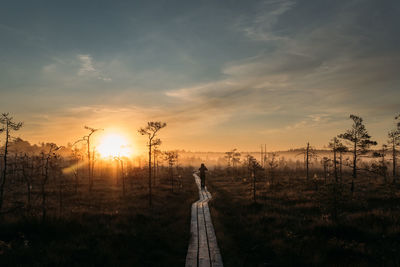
[[0, 2, 399, 266], [97, 133, 132, 158]]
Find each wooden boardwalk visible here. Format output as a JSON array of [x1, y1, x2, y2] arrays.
[[185, 173, 223, 267]]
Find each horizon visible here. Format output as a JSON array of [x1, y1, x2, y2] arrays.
[[1, 136, 388, 155]]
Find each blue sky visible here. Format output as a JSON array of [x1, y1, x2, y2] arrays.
[[0, 0, 399, 151]]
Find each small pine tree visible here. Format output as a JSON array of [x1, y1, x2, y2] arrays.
[[338, 115, 377, 193]]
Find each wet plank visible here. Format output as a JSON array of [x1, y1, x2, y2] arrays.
[[185, 173, 224, 267]]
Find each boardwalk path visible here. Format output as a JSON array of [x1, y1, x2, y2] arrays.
[[185, 173, 223, 267]]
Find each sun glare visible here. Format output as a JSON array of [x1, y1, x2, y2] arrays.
[[97, 133, 132, 158]]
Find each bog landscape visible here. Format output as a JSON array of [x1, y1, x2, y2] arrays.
[[1, 1, 399, 266]]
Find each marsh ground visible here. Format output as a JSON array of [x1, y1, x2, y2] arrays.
[[207, 169, 400, 266], [0, 168, 197, 266]]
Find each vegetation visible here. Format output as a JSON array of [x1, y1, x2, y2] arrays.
[[138, 121, 167, 207], [338, 114, 377, 193], [0, 112, 399, 266], [0, 143, 196, 266], [208, 167, 400, 266]]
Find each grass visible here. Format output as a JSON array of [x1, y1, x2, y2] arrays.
[[0, 167, 197, 266], [207, 169, 400, 266]]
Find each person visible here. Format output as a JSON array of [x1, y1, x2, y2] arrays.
[[199, 163, 208, 189]]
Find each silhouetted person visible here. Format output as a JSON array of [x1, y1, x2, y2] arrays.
[[199, 163, 208, 189]]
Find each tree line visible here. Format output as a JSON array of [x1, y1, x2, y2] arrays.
[[221, 114, 399, 203], [0, 114, 185, 220]]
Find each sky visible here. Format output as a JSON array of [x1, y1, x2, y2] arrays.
[[0, 0, 399, 152]]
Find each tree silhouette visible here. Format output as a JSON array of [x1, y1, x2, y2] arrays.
[[164, 151, 178, 192], [138, 121, 167, 207], [40, 143, 61, 222], [336, 141, 348, 181], [231, 149, 241, 173], [321, 157, 332, 184], [153, 146, 161, 187], [338, 114, 377, 193], [372, 144, 388, 182], [20, 153, 34, 213], [388, 115, 400, 182], [246, 155, 262, 203], [70, 143, 84, 194], [298, 142, 317, 180], [78, 126, 102, 192], [114, 156, 126, 197], [267, 152, 279, 186], [329, 137, 347, 183], [0, 113, 23, 212], [225, 148, 240, 176]]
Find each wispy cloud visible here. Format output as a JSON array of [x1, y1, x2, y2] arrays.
[[77, 54, 112, 81], [238, 0, 295, 42], [164, 0, 400, 143], [78, 54, 95, 75], [2, 0, 399, 150]]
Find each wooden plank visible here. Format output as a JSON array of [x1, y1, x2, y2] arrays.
[[203, 203, 223, 267], [206, 191, 212, 200], [185, 202, 199, 267], [201, 175, 223, 267], [198, 202, 211, 267], [201, 190, 207, 202], [185, 172, 224, 267]]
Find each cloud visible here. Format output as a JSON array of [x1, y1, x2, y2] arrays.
[[237, 0, 295, 42], [78, 54, 95, 75], [164, 0, 400, 142], [77, 54, 112, 81], [2, 0, 399, 150], [42, 63, 57, 73]]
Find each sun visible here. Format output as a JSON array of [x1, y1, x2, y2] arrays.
[[97, 133, 132, 158]]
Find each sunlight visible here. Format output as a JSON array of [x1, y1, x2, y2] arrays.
[[97, 133, 132, 158]]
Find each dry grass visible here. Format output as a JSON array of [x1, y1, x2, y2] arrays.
[[207, 168, 400, 266], [0, 167, 197, 266]]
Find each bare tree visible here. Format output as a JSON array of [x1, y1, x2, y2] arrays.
[[261, 145, 267, 179], [243, 154, 252, 180], [337, 142, 348, 181], [372, 144, 388, 182], [388, 130, 399, 182], [338, 114, 377, 193], [231, 149, 241, 174], [78, 126, 102, 192], [40, 143, 61, 222], [267, 152, 279, 186], [329, 138, 339, 183], [0, 113, 23, 212], [164, 151, 178, 192], [114, 156, 126, 197], [71, 145, 83, 194], [153, 146, 161, 187], [51, 152, 64, 217], [224, 148, 240, 176], [388, 115, 400, 182], [321, 157, 332, 184], [260, 144, 266, 168], [246, 155, 262, 203], [328, 137, 347, 183], [298, 142, 317, 180], [327, 138, 346, 222], [138, 121, 167, 207], [20, 154, 34, 213]]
